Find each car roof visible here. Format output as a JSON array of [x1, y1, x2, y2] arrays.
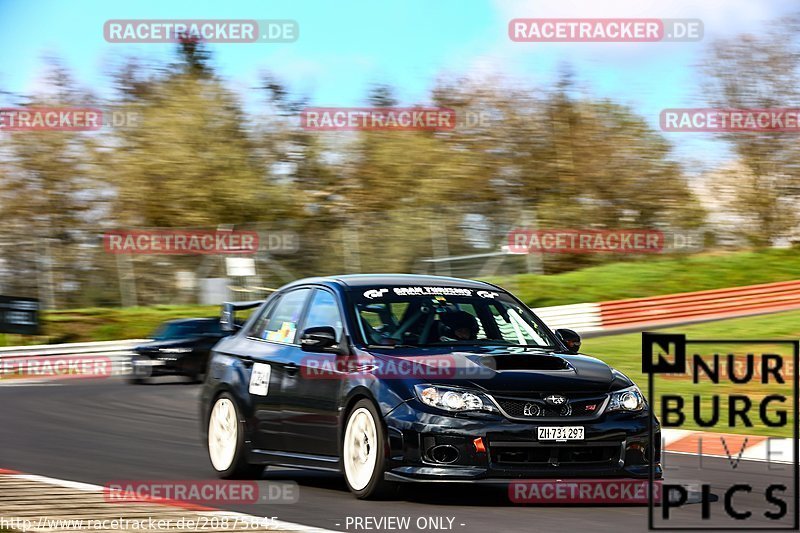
[[282, 273, 501, 291]]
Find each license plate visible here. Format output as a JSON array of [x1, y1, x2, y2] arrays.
[[537, 426, 584, 441]]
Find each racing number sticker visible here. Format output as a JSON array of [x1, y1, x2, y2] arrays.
[[249, 363, 271, 396]]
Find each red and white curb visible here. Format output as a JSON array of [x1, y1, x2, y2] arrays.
[[662, 429, 795, 464], [0, 469, 336, 532], [534, 279, 800, 335]]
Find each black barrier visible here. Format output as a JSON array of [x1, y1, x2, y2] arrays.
[[0, 296, 40, 335]]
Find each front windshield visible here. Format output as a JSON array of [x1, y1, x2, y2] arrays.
[[353, 286, 556, 348]]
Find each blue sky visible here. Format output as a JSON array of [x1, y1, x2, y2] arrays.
[[0, 0, 797, 168]]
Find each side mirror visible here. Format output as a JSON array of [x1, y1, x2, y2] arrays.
[[556, 328, 581, 354], [300, 326, 339, 353], [220, 307, 237, 332]]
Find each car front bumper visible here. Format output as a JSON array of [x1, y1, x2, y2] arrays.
[[382, 399, 661, 482], [131, 353, 186, 376]]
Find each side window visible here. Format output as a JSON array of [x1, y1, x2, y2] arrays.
[[255, 289, 311, 343], [303, 289, 344, 340], [247, 297, 280, 338]]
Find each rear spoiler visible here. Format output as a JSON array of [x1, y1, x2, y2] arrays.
[[220, 300, 265, 332]]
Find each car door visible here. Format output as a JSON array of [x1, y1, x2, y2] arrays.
[[243, 288, 312, 452], [280, 287, 346, 457]]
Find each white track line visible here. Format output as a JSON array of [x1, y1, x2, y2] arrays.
[[4, 472, 339, 533]]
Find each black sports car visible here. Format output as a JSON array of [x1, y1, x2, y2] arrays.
[[200, 274, 660, 499], [130, 318, 231, 383]]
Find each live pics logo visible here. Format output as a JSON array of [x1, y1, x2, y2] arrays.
[[643, 332, 799, 530]]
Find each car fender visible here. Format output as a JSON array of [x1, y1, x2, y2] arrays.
[[200, 349, 257, 446]]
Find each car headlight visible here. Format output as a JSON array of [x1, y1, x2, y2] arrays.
[[414, 385, 495, 413], [158, 347, 193, 354], [607, 385, 645, 412]]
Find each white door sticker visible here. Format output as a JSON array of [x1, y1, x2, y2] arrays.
[[249, 363, 271, 396]]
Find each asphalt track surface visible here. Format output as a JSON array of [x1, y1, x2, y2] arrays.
[[1, 377, 796, 533]]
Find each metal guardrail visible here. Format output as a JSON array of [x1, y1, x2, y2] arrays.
[[0, 339, 148, 376], [0, 339, 147, 356]]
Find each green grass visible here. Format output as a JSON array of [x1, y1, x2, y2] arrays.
[[582, 309, 800, 437], [490, 247, 800, 307]]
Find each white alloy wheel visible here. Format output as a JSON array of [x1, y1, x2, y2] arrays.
[[208, 397, 238, 471], [343, 407, 379, 491]]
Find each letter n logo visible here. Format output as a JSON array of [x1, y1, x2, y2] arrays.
[[642, 332, 686, 374]]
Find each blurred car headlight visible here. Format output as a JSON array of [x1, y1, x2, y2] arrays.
[[607, 385, 645, 412], [414, 384, 495, 413], [158, 347, 193, 354]]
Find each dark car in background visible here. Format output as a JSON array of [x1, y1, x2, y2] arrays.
[[130, 318, 231, 384], [200, 274, 660, 499]]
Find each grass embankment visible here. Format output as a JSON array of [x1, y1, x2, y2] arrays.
[[583, 310, 800, 437]]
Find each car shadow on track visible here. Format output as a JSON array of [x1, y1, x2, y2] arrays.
[[129, 377, 201, 386], [261, 469, 655, 508]]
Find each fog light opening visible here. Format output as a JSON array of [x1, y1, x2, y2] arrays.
[[626, 442, 649, 464], [429, 444, 460, 464]]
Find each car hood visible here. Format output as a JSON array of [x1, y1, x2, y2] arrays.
[[134, 338, 198, 352], [364, 346, 626, 394]]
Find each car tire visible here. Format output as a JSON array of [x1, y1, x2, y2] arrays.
[[207, 392, 263, 479], [342, 399, 396, 499], [127, 376, 146, 385]]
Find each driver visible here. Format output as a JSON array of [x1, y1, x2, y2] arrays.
[[438, 310, 479, 341]]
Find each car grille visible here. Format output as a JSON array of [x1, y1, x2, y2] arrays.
[[489, 440, 622, 467], [492, 393, 607, 420]]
